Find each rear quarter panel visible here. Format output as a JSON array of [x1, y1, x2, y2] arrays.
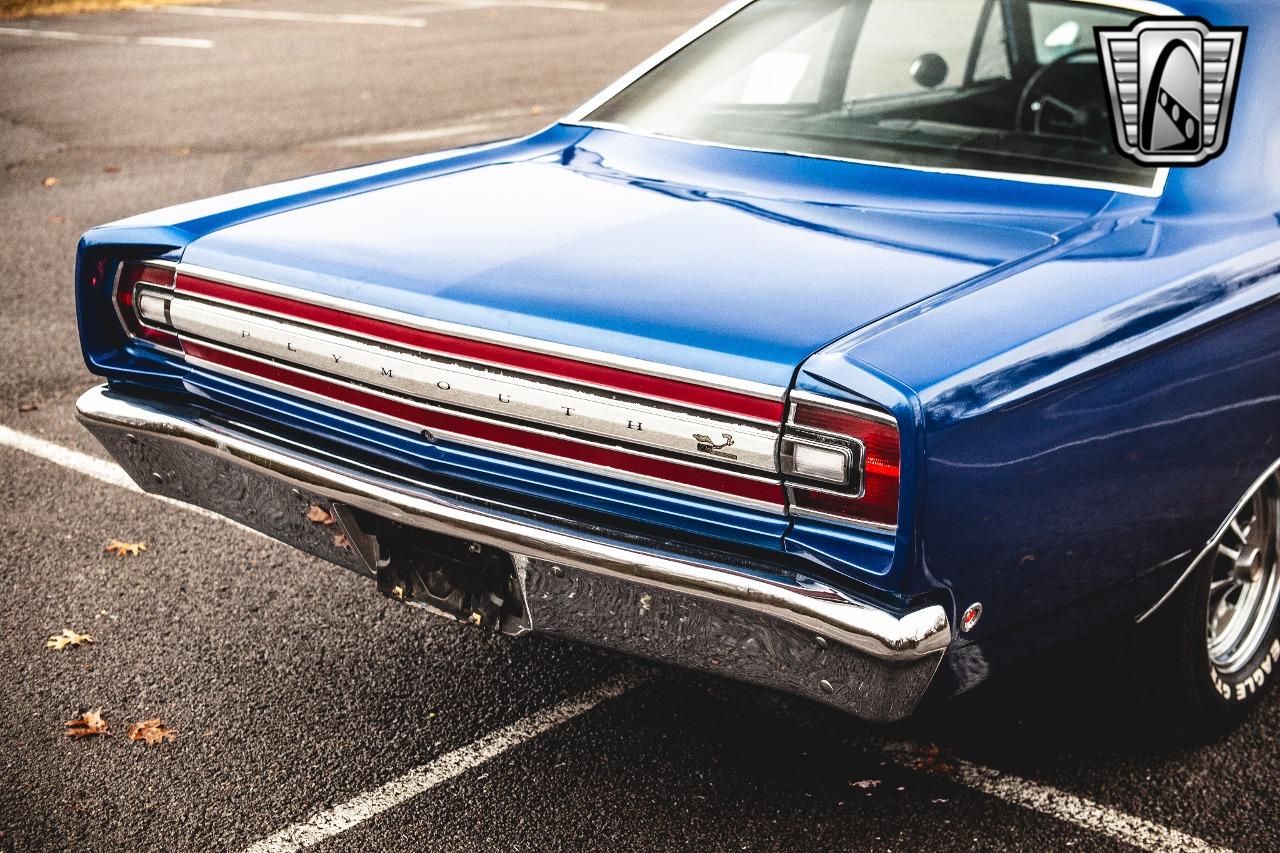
[[802, 214, 1280, 688]]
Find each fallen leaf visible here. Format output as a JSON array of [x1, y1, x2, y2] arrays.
[[64, 709, 109, 738], [105, 539, 146, 557], [850, 779, 881, 789], [46, 215, 65, 225], [176, 145, 190, 156], [18, 400, 40, 412], [103, 164, 121, 174], [305, 505, 335, 525], [913, 743, 956, 776], [332, 533, 351, 550], [530, 104, 544, 115], [126, 718, 176, 746], [47, 628, 94, 650], [42, 177, 59, 187]]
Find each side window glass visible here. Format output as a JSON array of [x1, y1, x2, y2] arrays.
[[1028, 2, 1132, 65], [845, 0, 987, 99], [971, 2, 1011, 82], [708, 6, 845, 105]]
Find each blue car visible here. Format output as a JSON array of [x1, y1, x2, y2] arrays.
[[75, 0, 1279, 737]]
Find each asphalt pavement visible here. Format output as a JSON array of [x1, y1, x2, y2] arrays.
[[1, 2, 1278, 852]]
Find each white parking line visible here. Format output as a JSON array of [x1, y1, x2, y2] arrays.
[[0, 421, 1236, 852], [416, 0, 609, 10], [875, 739, 1232, 853], [0, 25, 214, 48], [137, 6, 428, 28], [314, 107, 547, 148], [319, 122, 498, 148], [0, 423, 261, 533], [242, 672, 644, 853]]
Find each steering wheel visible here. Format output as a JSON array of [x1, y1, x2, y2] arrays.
[[1014, 47, 1098, 135]]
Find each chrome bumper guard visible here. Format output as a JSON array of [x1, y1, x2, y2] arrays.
[[77, 385, 949, 722]]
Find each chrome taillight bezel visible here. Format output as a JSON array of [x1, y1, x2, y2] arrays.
[[782, 391, 900, 532], [112, 260, 180, 351]]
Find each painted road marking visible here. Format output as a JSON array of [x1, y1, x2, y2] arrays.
[[0, 421, 1237, 853], [136, 6, 428, 27], [0, 423, 261, 534], [313, 108, 547, 148], [319, 122, 499, 148], [0, 26, 213, 48], [876, 739, 1232, 853], [241, 672, 644, 853], [415, 0, 609, 11]]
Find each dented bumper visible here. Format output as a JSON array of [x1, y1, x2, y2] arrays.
[[77, 384, 950, 722]]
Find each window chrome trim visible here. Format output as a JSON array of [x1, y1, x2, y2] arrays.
[[561, 0, 1179, 198]]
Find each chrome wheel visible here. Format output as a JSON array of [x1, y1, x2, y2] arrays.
[[1207, 477, 1280, 674]]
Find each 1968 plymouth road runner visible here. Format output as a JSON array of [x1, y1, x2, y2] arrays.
[[75, 0, 1279, 737]]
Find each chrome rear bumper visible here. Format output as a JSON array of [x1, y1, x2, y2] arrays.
[[77, 384, 949, 722]]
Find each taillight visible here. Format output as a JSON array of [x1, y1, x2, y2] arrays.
[[114, 261, 180, 349], [781, 393, 900, 530]]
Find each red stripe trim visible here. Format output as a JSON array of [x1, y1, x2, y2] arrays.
[[176, 274, 784, 422], [182, 340, 785, 507]]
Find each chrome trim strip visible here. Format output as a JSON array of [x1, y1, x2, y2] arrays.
[[787, 499, 898, 535], [184, 343, 785, 513], [1137, 457, 1280, 623], [77, 385, 949, 721], [169, 296, 780, 472], [560, 0, 1176, 198], [112, 262, 183, 356], [789, 390, 897, 426], [176, 263, 787, 406]]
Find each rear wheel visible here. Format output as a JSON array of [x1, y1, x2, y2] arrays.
[[1125, 474, 1280, 740], [1203, 478, 1280, 703]]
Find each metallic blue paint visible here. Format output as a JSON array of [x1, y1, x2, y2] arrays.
[[75, 0, 1280, 693]]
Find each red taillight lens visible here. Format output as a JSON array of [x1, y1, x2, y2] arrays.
[[782, 398, 900, 530], [115, 262, 179, 348]]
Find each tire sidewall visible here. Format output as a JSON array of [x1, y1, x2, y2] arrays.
[[1192, 550, 1280, 715]]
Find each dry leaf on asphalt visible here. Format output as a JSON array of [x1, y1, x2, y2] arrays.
[[105, 539, 146, 557], [18, 400, 40, 412], [64, 709, 110, 739], [332, 533, 351, 550], [127, 718, 177, 746], [47, 629, 94, 650], [42, 177, 59, 187], [913, 744, 956, 776], [103, 165, 121, 174], [47, 215, 65, 224], [305, 505, 335, 525]]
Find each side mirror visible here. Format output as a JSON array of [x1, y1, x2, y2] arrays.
[[909, 53, 949, 90]]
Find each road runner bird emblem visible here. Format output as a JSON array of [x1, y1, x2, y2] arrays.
[[694, 432, 737, 461], [1096, 18, 1245, 166]]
